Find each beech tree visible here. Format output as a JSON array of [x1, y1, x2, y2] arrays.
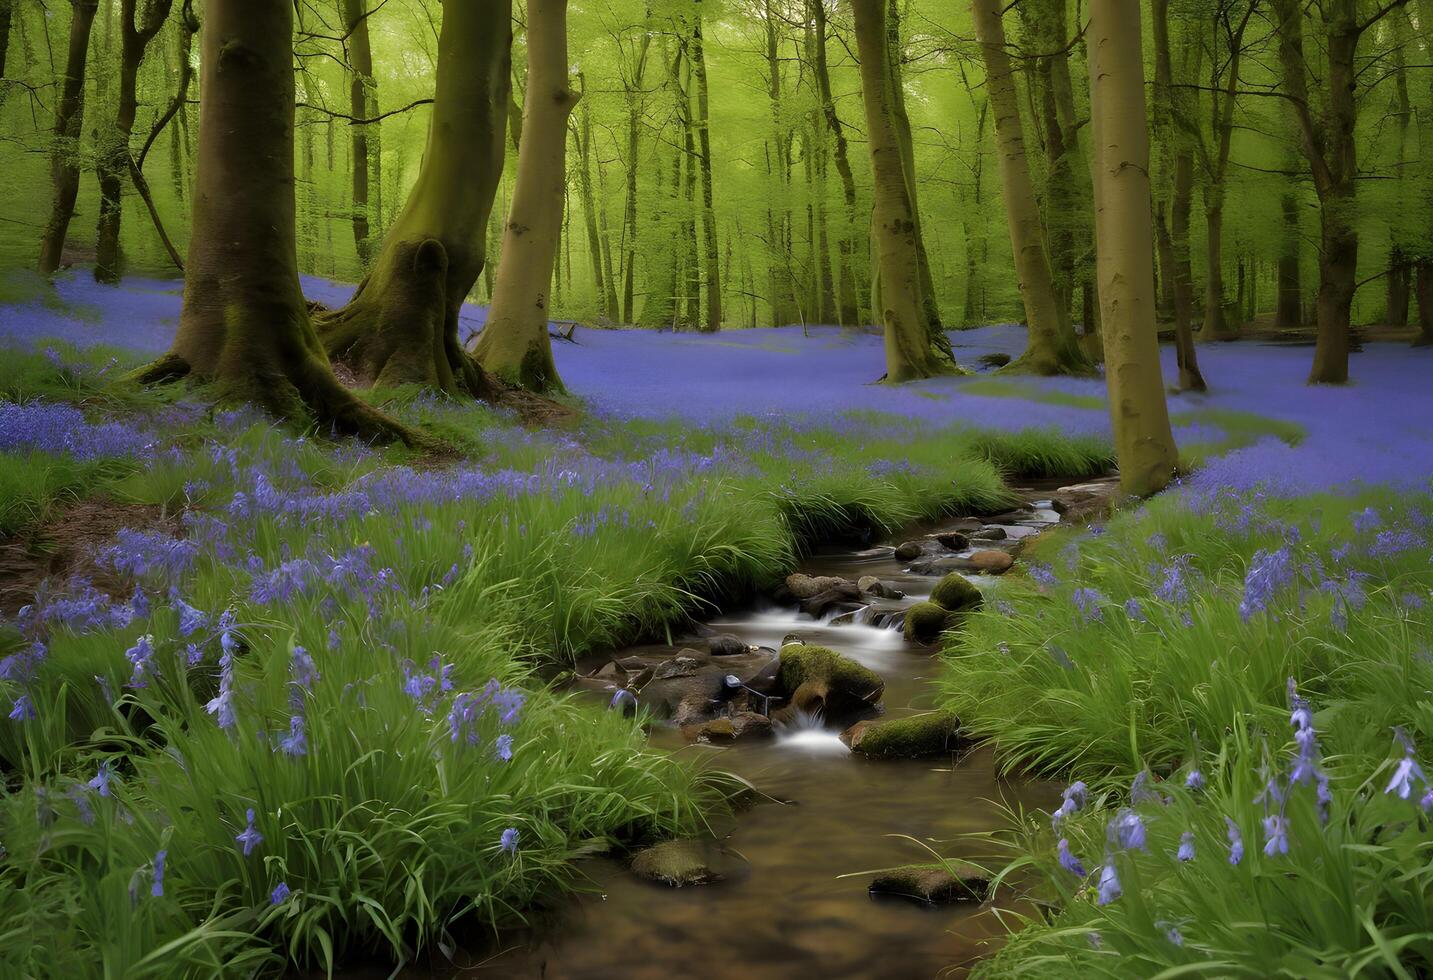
[[318, 0, 512, 396], [474, 0, 579, 391], [1088, 0, 1178, 497], [972, 0, 1089, 376], [135, 0, 410, 442], [341, 0, 382, 268], [851, 0, 957, 381]]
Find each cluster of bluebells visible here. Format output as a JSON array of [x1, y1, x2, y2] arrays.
[[1052, 680, 1433, 944], [448, 678, 525, 762], [0, 399, 155, 461]]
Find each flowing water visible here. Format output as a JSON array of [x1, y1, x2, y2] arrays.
[[412, 481, 1112, 980]]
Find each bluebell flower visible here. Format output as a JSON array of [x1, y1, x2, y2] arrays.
[[125, 634, 156, 689], [1131, 770, 1162, 805], [1063, 781, 1089, 809], [1027, 563, 1057, 586], [278, 714, 307, 757], [205, 650, 237, 731], [1123, 597, 1145, 622], [609, 688, 637, 712], [500, 827, 520, 854], [1263, 814, 1290, 857], [1385, 755, 1426, 800], [1096, 859, 1121, 905], [1239, 545, 1295, 621], [495, 734, 514, 762], [1110, 809, 1147, 851], [8, 694, 34, 721], [1160, 922, 1184, 947], [1184, 769, 1205, 791], [1177, 831, 1195, 862], [270, 882, 291, 905], [150, 849, 167, 898], [88, 760, 116, 798], [1225, 817, 1244, 865], [1353, 506, 1382, 533], [235, 808, 264, 857], [290, 645, 318, 690], [1072, 588, 1105, 623], [1056, 838, 1085, 876]]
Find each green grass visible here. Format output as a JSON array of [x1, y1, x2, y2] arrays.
[[0, 349, 1115, 975], [938, 488, 1433, 975]]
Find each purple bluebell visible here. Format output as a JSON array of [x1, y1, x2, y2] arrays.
[[1353, 507, 1382, 533], [1072, 588, 1105, 622], [1184, 769, 1205, 791], [270, 882, 291, 905], [290, 645, 318, 690], [1110, 809, 1147, 852], [1177, 831, 1195, 862], [1027, 563, 1057, 586], [88, 761, 116, 798], [173, 598, 207, 638], [1239, 545, 1295, 621], [125, 634, 156, 688], [1161, 922, 1184, 947], [206, 650, 237, 731], [1096, 859, 1121, 905], [1056, 837, 1085, 876], [278, 714, 307, 757], [8, 694, 34, 721], [500, 827, 520, 854], [235, 808, 264, 857], [1262, 814, 1290, 857], [150, 849, 167, 898], [1225, 817, 1244, 865], [495, 734, 514, 762], [1123, 597, 1146, 622]]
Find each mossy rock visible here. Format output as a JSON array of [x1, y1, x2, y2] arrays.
[[868, 864, 990, 906], [629, 840, 724, 887], [929, 572, 982, 612], [843, 711, 966, 758], [777, 643, 884, 705], [903, 601, 956, 643]]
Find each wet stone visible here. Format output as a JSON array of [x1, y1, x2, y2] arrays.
[[868, 865, 991, 906], [857, 575, 904, 599], [708, 633, 749, 657], [969, 526, 1008, 541], [842, 711, 967, 758], [629, 839, 743, 888], [934, 530, 970, 551], [785, 572, 857, 600]]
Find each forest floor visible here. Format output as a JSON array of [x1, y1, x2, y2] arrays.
[[0, 270, 1430, 976]]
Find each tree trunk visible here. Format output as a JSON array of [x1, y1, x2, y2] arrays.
[[1151, 0, 1204, 390], [317, 0, 511, 397], [972, 0, 1087, 375], [0, 0, 12, 82], [885, 0, 946, 350], [811, 0, 861, 325], [691, 7, 722, 331], [1387, 251, 1410, 326], [1414, 258, 1433, 346], [1276, 185, 1302, 327], [852, 0, 957, 381], [38, 0, 100, 276], [342, 0, 379, 268], [93, 0, 173, 283], [1088, 0, 1178, 497], [135, 0, 409, 441], [619, 32, 651, 325], [472, 0, 576, 391], [571, 83, 612, 321]]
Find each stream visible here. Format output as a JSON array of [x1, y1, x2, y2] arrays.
[[461, 477, 1116, 979]]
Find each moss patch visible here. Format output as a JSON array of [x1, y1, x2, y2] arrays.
[[846, 711, 965, 759], [929, 572, 982, 612], [777, 643, 884, 701], [903, 601, 956, 643]]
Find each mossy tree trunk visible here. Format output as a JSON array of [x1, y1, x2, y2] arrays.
[[571, 75, 615, 321], [972, 0, 1089, 376], [37, 0, 100, 276], [473, 0, 577, 392], [93, 0, 172, 284], [811, 0, 862, 325], [317, 0, 511, 397], [619, 30, 652, 325], [136, 0, 410, 442], [852, 0, 958, 381], [1414, 259, 1433, 347], [691, 6, 722, 331], [1276, 179, 1303, 327], [1088, 0, 1178, 497]]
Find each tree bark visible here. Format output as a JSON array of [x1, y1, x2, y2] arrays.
[[135, 0, 410, 442], [317, 0, 511, 397], [1151, 0, 1204, 390], [972, 0, 1088, 375], [0, 0, 12, 82], [38, 0, 100, 276], [1414, 258, 1433, 346], [811, 0, 862, 325], [93, 0, 173, 283], [1276, 183, 1302, 327], [571, 79, 613, 321], [619, 30, 651, 325], [691, 6, 721, 330], [473, 0, 577, 392], [1088, 0, 1178, 497], [341, 0, 379, 268], [852, 0, 958, 381]]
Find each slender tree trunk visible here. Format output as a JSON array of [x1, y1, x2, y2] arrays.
[[316, 0, 511, 396], [1414, 258, 1433, 346], [1088, 0, 1178, 497], [691, 7, 721, 330], [571, 85, 610, 321], [852, 0, 957, 381], [595, 150, 620, 319], [134, 0, 409, 441], [972, 0, 1088, 375], [0, 0, 12, 82], [620, 33, 651, 325], [473, 0, 576, 391], [811, 0, 861, 324], [38, 0, 100, 276], [960, 92, 989, 327], [1151, 0, 1204, 390], [1276, 184, 1302, 327], [342, 0, 379, 268]]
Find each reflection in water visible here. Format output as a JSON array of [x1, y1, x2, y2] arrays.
[[462, 511, 1067, 980]]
